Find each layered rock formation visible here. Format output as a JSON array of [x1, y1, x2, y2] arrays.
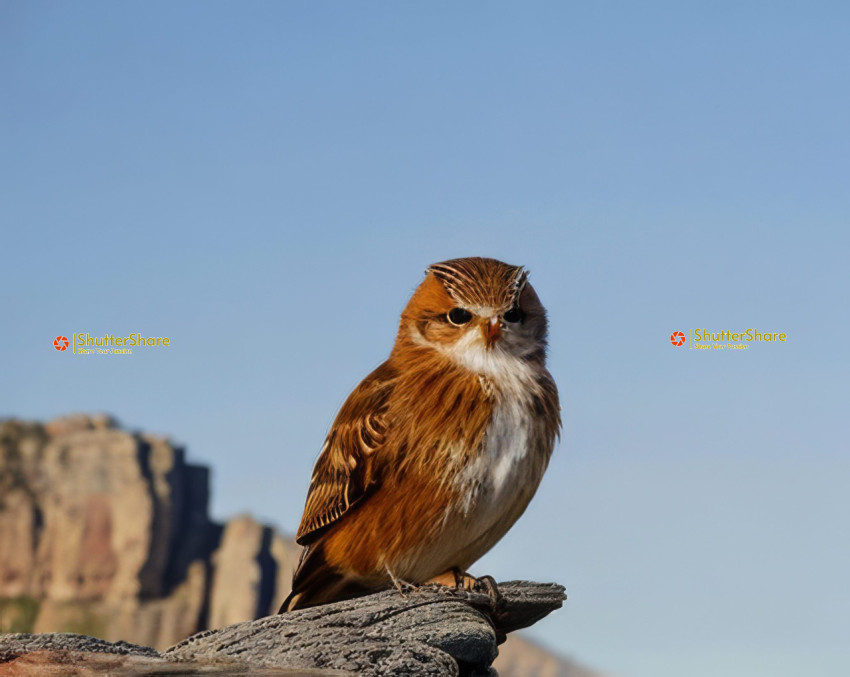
[[0, 415, 295, 650]]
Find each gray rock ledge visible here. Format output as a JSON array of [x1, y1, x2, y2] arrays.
[[0, 580, 565, 676]]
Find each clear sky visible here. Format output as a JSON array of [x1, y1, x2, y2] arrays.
[[2, 3, 848, 676]]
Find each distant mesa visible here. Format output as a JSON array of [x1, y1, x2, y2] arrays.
[[0, 413, 296, 650]]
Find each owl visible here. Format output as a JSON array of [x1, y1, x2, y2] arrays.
[[280, 257, 560, 611]]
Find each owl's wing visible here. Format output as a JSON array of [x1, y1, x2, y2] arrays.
[[295, 362, 394, 546]]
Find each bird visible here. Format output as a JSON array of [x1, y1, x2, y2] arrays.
[[279, 256, 560, 612]]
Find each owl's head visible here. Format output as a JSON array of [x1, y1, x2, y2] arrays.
[[396, 257, 549, 371]]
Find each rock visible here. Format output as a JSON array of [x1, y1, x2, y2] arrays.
[[0, 416, 296, 650], [208, 515, 265, 628], [42, 413, 118, 438], [0, 581, 565, 676], [0, 633, 168, 677]]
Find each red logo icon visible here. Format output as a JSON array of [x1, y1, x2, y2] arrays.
[[670, 331, 686, 347], [54, 336, 69, 351]]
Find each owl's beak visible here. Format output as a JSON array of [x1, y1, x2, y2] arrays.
[[483, 316, 501, 349]]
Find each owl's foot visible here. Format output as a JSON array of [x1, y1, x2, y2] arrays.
[[473, 574, 504, 611], [385, 566, 417, 597], [472, 574, 507, 642], [471, 576, 502, 607], [427, 567, 477, 590]]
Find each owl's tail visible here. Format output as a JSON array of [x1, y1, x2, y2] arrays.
[[278, 541, 375, 612]]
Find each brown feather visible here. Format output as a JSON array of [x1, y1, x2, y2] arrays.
[[295, 362, 393, 544]]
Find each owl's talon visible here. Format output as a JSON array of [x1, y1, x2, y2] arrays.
[[452, 567, 464, 588], [452, 567, 478, 590], [473, 574, 505, 612]]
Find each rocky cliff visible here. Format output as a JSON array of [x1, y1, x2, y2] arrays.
[[0, 415, 297, 650], [0, 415, 597, 676]]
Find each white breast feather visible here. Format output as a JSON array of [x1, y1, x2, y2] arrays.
[[408, 319, 548, 523], [482, 398, 531, 494], [455, 341, 543, 516]]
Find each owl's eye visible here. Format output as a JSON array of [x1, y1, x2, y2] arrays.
[[503, 307, 524, 323], [447, 308, 473, 325]]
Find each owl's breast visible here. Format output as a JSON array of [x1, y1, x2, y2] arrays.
[[441, 388, 554, 569], [463, 394, 550, 512]]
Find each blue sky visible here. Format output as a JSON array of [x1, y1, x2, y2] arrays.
[[2, 3, 848, 676]]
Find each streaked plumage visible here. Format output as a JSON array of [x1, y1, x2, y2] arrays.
[[280, 257, 560, 612]]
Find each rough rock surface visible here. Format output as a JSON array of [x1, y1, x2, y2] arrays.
[[0, 581, 565, 676]]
